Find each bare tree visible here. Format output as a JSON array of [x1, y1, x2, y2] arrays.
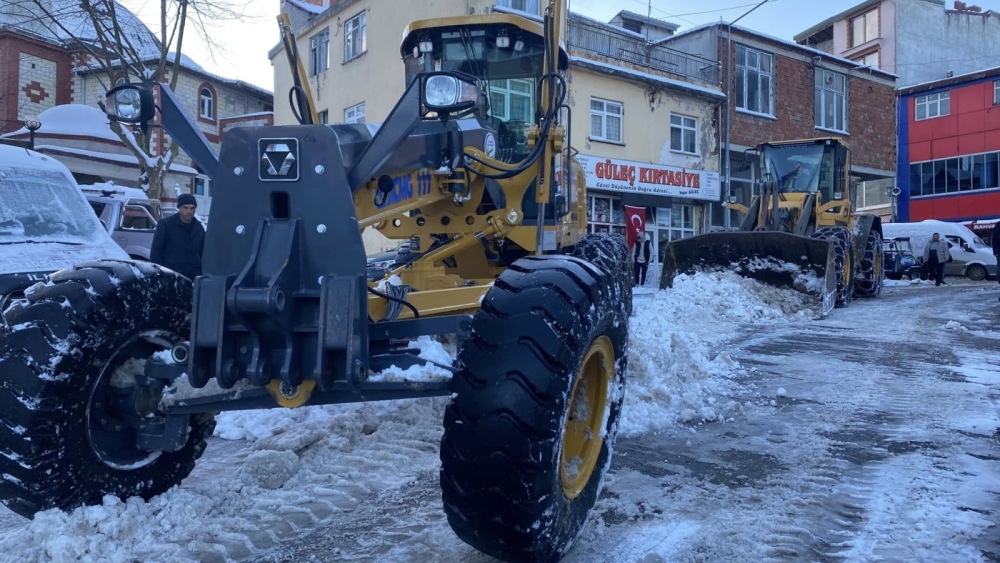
[[11, 0, 249, 200]]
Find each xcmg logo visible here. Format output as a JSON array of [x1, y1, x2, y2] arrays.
[[376, 171, 433, 208]]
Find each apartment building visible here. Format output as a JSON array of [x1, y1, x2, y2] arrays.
[[270, 0, 725, 286], [897, 66, 1000, 223], [660, 23, 898, 226], [794, 0, 1000, 88]]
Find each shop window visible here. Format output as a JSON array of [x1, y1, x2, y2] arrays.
[[915, 92, 949, 121], [586, 194, 624, 235]]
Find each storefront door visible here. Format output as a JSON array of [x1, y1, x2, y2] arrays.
[[640, 204, 697, 288]]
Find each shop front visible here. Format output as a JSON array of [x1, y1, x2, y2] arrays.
[[575, 154, 722, 287]]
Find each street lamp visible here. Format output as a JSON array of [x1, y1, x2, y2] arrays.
[[23, 116, 41, 150]]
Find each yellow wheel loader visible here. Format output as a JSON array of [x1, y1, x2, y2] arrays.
[[0, 2, 634, 562], [661, 137, 885, 315]]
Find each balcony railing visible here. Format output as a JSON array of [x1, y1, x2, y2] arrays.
[[568, 22, 720, 85]]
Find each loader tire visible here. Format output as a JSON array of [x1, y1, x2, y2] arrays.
[[811, 226, 855, 308], [570, 231, 633, 318], [854, 229, 884, 298], [441, 254, 628, 563], [0, 260, 214, 518]]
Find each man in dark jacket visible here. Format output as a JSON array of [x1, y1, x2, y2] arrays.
[[150, 193, 205, 280]]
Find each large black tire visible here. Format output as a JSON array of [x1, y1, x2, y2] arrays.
[[569, 231, 633, 318], [441, 255, 629, 563], [854, 229, 884, 298], [811, 226, 856, 308], [0, 260, 215, 518]]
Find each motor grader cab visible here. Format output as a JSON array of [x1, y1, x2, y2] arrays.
[[0, 3, 633, 563], [661, 137, 884, 315]]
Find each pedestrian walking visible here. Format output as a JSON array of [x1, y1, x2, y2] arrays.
[[922, 232, 951, 287], [633, 232, 652, 287], [150, 193, 205, 281]]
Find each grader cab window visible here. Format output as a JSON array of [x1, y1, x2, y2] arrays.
[[403, 26, 546, 162]]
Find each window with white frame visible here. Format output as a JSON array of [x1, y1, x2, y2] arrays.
[[995, 80, 999, 105], [317, 110, 329, 124], [345, 12, 366, 62], [489, 79, 534, 124], [309, 28, 329, 76], [915, 91, 950, 120], [590, 98, 622, 143], [669, 114, 698, 155], [199, 88, 213, 119], [495, 0, 540, 15], [735, 45, 773, 116], [345, 102, 365, 124], [815, 69, 847, 132]]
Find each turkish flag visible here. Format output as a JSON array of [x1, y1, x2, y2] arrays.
[[624, 205, 646, 249]]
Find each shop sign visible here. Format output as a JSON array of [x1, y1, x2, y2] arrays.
[[576, 154, 721, 201]]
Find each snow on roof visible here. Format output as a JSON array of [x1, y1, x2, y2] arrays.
[[0, 104, 121, 143], [569, 55, 725, 100], [33, 144, 199, 176], [285, 0, 324, 15], [656, 22, 899, 80], [612, 10, 680, 31], [0, 0, 160, 58]]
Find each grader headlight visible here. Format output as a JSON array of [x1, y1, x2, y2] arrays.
[[421, 72, 481, 118], [104, 84, 156, 124]]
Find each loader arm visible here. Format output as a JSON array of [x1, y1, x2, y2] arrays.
[[277, 12, 319, 125]]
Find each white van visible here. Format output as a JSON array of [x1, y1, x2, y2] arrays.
[[882, 219, 996, 281]]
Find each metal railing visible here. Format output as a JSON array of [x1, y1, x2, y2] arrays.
[[568, 22, 720, 85]]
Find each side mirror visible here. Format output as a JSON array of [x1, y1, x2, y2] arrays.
[[420, 71, 482, 119], [104, 83, 156, 125]]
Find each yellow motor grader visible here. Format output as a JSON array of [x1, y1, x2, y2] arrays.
[[661, 137, 885, 315], [0, 3, 633, 562]]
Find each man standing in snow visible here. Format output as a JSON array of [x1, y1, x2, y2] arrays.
[[150, 193, 205, 281], [633, 232, 652, 287], [922, 232, 950, 287]]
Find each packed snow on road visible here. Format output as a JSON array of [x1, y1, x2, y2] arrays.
[[0, 272, 997, 563]]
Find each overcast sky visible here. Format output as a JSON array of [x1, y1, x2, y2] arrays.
[[122, 0, 1000, 93]]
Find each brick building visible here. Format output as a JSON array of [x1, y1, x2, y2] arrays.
[[898, 66, 1000, 224], [0, 1, 274, 207], [658, 23, 898, 226]]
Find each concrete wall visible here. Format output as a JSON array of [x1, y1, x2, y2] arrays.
[[895, 0, 1000, 87]]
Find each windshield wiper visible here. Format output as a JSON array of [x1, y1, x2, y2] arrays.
[[0, 240, 85, 246]]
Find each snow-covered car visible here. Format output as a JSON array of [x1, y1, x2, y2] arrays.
[[0, 145, 130, 323], [81, 183, 161, 260]]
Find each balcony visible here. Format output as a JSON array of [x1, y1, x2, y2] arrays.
[[568, 21, 719, 85]]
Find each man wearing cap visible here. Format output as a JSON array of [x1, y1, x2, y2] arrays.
[[150, 193, 205, 281]]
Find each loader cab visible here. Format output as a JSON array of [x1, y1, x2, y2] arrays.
[[757, 139, 849, 204]]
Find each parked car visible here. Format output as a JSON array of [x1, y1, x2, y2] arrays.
[[0, 146, 130, 327], [883, 219, 997, 281], [81, 183, 161, 261], [883, 236, 920, 280]]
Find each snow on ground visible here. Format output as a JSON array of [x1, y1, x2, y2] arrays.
[[0, 272, 913, 563]]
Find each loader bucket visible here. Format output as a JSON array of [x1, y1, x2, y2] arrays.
[[660, 231, 838, 317]]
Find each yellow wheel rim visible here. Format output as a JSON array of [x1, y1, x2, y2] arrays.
[[559, 335, 614, 500]]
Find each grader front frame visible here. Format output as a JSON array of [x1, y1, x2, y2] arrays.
[[0, 3, 634, 562]]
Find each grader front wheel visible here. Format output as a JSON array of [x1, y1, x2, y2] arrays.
[[440, 254, 629, 563]]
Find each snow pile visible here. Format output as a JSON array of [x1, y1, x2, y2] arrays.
[[884, 278, 931, 287], [619, 271, 811, 436], [944, 320, 969, 332]]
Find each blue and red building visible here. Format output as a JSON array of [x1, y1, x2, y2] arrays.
[[897, 66, 1000, 223]]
